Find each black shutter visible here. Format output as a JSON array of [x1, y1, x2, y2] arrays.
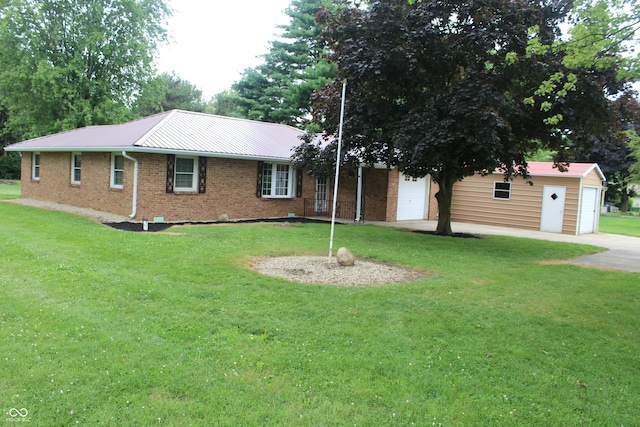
[[296, 169, 303, 198], [198, 157, 207, 194], [256, 161, 264, 197], [166, 154, 175, 193]]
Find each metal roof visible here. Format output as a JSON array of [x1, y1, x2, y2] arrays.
[[526, 161, 606, 180], [4, 110, 306, 161]]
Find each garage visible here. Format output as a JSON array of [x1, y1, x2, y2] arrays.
[[396, 173, 429, 220], [449, 162, 606, 235]]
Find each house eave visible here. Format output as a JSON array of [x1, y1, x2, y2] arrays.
[[3, 145, 294, 163]]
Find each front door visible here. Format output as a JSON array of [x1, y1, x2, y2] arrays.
[[315, 178, 329, 215], [540, 185, 567, 233]]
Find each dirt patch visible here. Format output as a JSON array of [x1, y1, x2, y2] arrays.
[[252, 255, 429, 286]]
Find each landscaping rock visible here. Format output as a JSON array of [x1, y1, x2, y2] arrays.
[[218, 213, 230, 222], [336, 247, 355, 266]]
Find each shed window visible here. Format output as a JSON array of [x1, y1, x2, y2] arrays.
[[262, 163, 293, 198], [71, 153, 82, 184], [174, 156, 198, 192], [32, 153, 41, 180], [493, 181, 511, 200], [111, 154, 124, 188]]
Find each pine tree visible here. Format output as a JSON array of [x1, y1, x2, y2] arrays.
[[230, 0, 336, 129]]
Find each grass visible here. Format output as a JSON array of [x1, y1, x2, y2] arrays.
[[599, 213, 640, 238], [0, 179, 20, 200], [1, 203, 639, 426]]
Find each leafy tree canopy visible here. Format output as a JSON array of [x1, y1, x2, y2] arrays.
[[0, 0, 171, 143], [133, 72, 205, 116], [293, 0, 625, 234]]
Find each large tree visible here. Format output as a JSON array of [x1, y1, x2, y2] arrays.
[[133, 72, 205, 117], [230, 0, 336, 129], [0, 0, 171, 143], [293, 0, 623, 234]]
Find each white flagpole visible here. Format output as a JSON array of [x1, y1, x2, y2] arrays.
[[329, 80, 347, 260]]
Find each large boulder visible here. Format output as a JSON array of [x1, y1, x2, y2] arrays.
[[336, 247, 355, 266]]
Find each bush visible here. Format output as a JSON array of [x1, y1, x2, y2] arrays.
[[0, 152, 21, 179]]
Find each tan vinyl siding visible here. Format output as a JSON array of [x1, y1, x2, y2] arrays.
[[451, 174, 582, 233], [583, 168, 604, 187]]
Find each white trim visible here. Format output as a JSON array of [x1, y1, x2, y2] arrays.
[[110, 153, 124, 189], [173, 155, 199, 192], [5, 146, 293, 163], [70, 152, 82, 185], [492, 181, 511, 200], [261, 162, 294, 198], [32, 152, 40, 181]]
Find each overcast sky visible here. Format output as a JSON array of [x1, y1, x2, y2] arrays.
[[156, 0, 292, 99]]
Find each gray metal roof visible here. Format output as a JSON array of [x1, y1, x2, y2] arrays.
[[4, 110, 306, 161]]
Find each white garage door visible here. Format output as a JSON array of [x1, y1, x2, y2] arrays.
[[397, 174, 428, 221], [579, 187, 599, 234]]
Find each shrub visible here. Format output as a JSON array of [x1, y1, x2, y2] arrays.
[[0, 152, 20, 179]]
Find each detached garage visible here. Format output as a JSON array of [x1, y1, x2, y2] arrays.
[[449, 162, 606, 235]]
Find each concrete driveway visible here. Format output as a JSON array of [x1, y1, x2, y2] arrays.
[[367, 220, 640, 273]]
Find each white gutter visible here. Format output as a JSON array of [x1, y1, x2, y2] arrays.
[[355, 166, 363, 222], [121, 151, 138, 219]]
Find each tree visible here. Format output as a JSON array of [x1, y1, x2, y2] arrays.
[[293, 0, 622, 235], [230, 0, 336, 129], [206, 90, 246, 118], [133, 72, 205, 116], [0, 0, 171, 143], [572, 93, 640, 211]]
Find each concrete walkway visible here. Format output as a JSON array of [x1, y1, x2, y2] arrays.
[[365, 220, 640, 273]]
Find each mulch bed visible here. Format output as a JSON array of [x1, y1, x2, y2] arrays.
[[104, 217, 335, 232]]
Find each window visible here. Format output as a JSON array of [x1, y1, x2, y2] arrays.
[[493, 181, 511, 200], [262, 163, 293, 198], [71, 153, 82, 184], [32, 153, 40, 180], [174, 156, 198, 192], [111, 154, 124, 189]]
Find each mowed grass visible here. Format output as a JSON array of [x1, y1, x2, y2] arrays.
[[0, 180, 20, 200], [599, 214, 640, 238], [1, 203, 639, 426]]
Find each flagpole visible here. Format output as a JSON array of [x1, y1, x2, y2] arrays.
[[329, 80, 347, 261]]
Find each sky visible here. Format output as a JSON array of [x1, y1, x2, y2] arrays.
[[156, 0, 292, 99]]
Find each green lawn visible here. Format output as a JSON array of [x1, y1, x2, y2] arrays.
[[0, 180, 20, 199], [1, 202, 638, 426], [599, 214, 640, 238]]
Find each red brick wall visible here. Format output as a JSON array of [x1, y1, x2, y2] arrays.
[[20, 152, 132, 216], [135, 155, 310, 221], [364, 168, 390, 221], [20, 151, 398, 222], [21, 152, 316, 221]]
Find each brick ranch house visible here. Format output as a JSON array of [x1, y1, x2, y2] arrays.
[[4, 109, 604, 234], [4, 110, 401, 223]]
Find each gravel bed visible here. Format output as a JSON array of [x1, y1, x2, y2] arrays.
[[252, 255, 428, 286]]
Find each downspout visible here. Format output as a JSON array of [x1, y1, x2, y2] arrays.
[[121, 151, 138, 219]]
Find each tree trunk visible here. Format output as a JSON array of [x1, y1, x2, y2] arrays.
[[621, 187, 629, 212], [434, 175, 455, 235]]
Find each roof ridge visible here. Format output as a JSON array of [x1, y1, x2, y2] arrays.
[[170, 109, 303, 131]]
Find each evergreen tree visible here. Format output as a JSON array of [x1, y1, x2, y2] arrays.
[[230, 0, 336, 129]]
